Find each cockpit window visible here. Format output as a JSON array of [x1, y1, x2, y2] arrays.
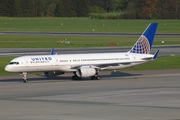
[[9, 62, 19, 65]]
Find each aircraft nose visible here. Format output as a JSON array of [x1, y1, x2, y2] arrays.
[[5, 65, 11, 72]]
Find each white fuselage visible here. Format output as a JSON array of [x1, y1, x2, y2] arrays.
[[5, 52, 153, 73]]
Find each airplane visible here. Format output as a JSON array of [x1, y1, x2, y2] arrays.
[[5, 23, 159, 83]]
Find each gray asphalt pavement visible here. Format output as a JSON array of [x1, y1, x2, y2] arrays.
[[0, 69, 180, 120]]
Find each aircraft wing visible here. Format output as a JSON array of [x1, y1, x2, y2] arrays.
[[70, 61, 138, 70]]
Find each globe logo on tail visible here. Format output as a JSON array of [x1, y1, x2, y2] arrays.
[[130, 35, 150, 54]]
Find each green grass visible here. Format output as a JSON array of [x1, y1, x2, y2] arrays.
[[0, 35, 180, 48], [0, 17, 179, 48], [0, 17, 180, 33], [1, 55, 180, 76], [0, 56, 16, 76]]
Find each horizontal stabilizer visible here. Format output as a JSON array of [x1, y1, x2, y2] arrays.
[[153, 50, 160, 59]]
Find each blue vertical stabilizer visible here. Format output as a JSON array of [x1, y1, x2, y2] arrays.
[[129, 23, 158, 54]]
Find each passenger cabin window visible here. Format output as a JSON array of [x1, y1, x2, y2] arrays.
[[9, 62, 19, 65]]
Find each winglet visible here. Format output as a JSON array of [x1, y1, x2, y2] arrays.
[[129, 23, 158, 54], [153, 50, 160, 59], [50, 48, 54, 55]]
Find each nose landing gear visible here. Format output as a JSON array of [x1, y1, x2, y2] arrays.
[[20, 72, 28, 83]]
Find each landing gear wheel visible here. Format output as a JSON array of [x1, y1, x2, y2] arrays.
[[72, 76, 81, 80], [23, 79, 28, 83], [91, 76, 101, 80], [21, 72, 28, 83], [96, 76, 100, 80]]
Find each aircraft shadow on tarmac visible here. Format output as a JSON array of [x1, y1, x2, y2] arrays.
[[102, 71, 141, 78], [0, 71, 141, 83]]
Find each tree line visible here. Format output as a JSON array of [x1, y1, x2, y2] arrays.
[[0, 0, 180, 19]]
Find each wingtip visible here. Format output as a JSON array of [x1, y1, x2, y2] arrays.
[[50, 48, 54, 55]]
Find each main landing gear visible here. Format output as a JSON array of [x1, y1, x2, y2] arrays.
[[20, 72, 28, 83], [71, 72, 101, 80], [72, 75, 82, 80], [90, 76, 101, 80], [72, 75, 100, 80]]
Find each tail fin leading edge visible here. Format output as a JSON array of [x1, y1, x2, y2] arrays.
[[129, 23, 158, 54]]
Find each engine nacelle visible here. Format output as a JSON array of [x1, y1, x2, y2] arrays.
[[44, 71, 65, 77], [76, 67, 98, 77]]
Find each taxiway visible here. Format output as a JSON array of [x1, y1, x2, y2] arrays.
[[0, 69, 180, 120]]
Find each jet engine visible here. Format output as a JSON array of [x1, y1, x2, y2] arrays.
[[76, 67, 98, 77], [44, 71, 65, 77]]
